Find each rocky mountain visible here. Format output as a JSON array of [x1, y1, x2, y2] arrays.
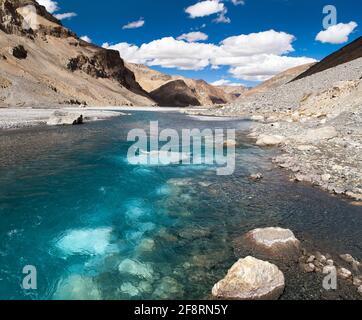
[[149, 80, 201, 107], [292, 36, 362, 82], [0, 0, 154, 107], [217, 85, 249, 100], [127, 63, 233, 106]]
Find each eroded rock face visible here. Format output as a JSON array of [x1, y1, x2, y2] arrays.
[[244, 227, 301, 258], [212, 256, 285, 300], [67, 50, 150, 99]]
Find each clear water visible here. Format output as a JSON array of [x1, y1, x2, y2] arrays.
[[0, 111, 361, 300]]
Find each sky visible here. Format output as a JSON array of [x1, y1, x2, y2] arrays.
[[36, 0, 361, 87]]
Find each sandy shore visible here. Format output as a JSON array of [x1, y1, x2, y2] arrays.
[[0, 106, 189, 130]]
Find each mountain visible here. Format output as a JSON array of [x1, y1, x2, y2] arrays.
[[0, 0, 154, 107], [149, 80, 201, 107], [292, 36, 362, 82], [127, 63, 233, 106], [241, 63, 315, 99], [217, 85, 249, 100]]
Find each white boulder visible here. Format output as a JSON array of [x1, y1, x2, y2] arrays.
[[212, 256, 285, 300]]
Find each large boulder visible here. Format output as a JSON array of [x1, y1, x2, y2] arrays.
[[212, 256, 285, 300], [243, 227, 301, 258], [256, 134, 285, 147]]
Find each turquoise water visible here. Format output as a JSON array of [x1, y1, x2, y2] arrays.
[[0, 111, 361, 300]]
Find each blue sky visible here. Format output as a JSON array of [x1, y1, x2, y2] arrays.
[[39, 0, 360, 86]]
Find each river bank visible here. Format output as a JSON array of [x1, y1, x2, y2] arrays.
[[187, 58, 362, 203]]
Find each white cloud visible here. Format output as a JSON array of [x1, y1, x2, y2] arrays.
[[228, 54, 316, 81], [316, 22, 358, 44], [177, 31, 208, 42], [54, 12, 77, 20], [36, 0, 59, 14], [185, 0, 225, 18], [80, 35, 92, 43], [104, 30, 316, 81], [36, 0, 77, 21], [213, 8, 231, 24], [230, 0, 245, 5], [211, 79, 244, 86], [122, 18, 145, 30]]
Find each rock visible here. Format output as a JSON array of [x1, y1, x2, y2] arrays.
[[10, 45, 27, 59], [327, 259, 334, 266], [353, 276, 362, 287], [137, 238, 155, 253], [153, 277, 184, 299], [307, 255, 316, 263], [249, 173, 263, 181], [212, 257, 285, 300], [119, 282, 140, 297], [178, 227, 211, 240], [118, 259, 153, 280], [303, 263, 316, 273], [297, 145, 318, 152], [340, 254, 358, 265], [251, 115, 265, 122], [321, 174, 331, 182], [244, 227, 300, 258], [47, 112, 84, 126], [53, 275, 101, 300], [338, 268, 352, 280], [256, 135, 285, 147], [315, 252, 327, 264], [358, 285, 362, 295]]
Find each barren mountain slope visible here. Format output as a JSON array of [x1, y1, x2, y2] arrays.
[[127, 63, 233, 106], [240, 63, 315, 99], [292, 36, 362, 82], [0, 0, 154, 107]]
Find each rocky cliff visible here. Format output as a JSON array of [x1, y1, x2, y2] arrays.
[[0, 0, 154, 107]]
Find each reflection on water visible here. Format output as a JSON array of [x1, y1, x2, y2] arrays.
[[0, 111, 361, 300]]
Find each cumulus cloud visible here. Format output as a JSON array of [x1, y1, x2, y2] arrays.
[[36, 0, 59, 13], [104, 30, 316, 81], [122, 18, 145, 30], [316, 22, 358, 44], [185, 0, 225, 18], [177, 31, 208, 42], [80, 35, 92, 43]]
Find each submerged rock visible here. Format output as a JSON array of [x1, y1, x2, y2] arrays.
[[53, 275, 101, 300], [244, 227, 301, 258], [249, 173, 263, 181], [212, 256, 285, 300], [118, 259, 154, 279], [153, 276, 184, 299]]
